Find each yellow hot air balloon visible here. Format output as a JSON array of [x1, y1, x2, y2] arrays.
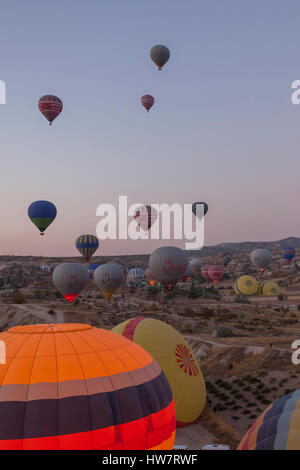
[[112, 317, 206, 427], [259, 280, 280, 296], [234, 275, 259, 296]]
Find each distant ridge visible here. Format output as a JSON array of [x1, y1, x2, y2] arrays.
[[187, 236, 300, 257], [0, 237, 299, 263]]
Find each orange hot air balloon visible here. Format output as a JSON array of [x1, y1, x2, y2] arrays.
[[208, 264, 224, 285], [0, 323, 176, 450], [141, 95, 155, 112]]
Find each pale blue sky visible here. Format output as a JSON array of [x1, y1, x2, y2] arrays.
[[0, 0, 300, 256]]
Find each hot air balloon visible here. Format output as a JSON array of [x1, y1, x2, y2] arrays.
[[113, 317, 206, 427], [133, 205, 157, 231], [208, 264, 224, 285], [235, 275, 258, 296], [28, 200, 57, 235], [141, 95, 154, 112], [250, 249, 272, 273], [149, 246, 188, 291], [238, 390, 300, 450], [190, 258, 202, 274], [201, 264, 211, 282], [38, 95, 63, 125], [0, 323, 176, 450], [127, 267, 145, 285], [94, 263, 124, 299], [182, 264, 193, 282], [218, 252, 232, 267], [75, 234, 99, 262], [192, 202, 208, 220], [150, 45, 170, 70], [52, 263, 89, 302], [145, 268, 156, 286], [259, 280, 280, 296], [282, 246, 296, 263]]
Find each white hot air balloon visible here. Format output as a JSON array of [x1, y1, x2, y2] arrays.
[[52, 263, 89, 302], [127, 267, 145, 285], [250, 249, 272, 273], [149, 246, 188, 291], [94, 263, 124, 299]]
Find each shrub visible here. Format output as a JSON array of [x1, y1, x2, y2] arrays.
[[12, 291, 26, 304], [217, 327, 234, 338]]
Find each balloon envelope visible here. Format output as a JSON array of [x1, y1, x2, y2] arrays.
[[192, 202, 208, 220], [52, 263, 89, 302], [218, 252, 232, 267], [150, 45, 170, 70], [201, 264, 211, 282], [112, 317, 206, 427], [182, 264, 193, 282], [0, 323, 175, 450], [127, 268, 145, 284], [145, 268, 156, 285], [190, 258, 202, 273], [235, 275, 258, 296], [282, 246, 296, 263], [141, 95, 154, 112], [134, 205, 157, 231], [94, 263, 124, 299], [38, 95, 63, 124], [208, 264, 224, 284], [250, 249, 272, 272], [149, 246, 188, 291], [238, 390, 300, 450], [76, 234, 99, 262], [259, 280, 280, 296], [28, 200, 57, 235]]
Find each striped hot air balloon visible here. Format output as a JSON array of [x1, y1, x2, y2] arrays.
[[208, 264, 224, 285], [38, 95, 63, 125], [112, 318, 206, 427], [238, 390, 300, 450], [0, 323, 176, 450], [282, 246, 296, 263], [76, 234, 99, 262]]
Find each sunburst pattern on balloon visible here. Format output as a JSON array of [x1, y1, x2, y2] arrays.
[[175, 344, 200, 376]]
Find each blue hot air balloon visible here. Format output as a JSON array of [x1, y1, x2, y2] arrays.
[[76, 234, 99, 262], [28, 200, 57, 235], [282, 246, 296, 263]]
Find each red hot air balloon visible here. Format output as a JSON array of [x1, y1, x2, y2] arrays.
[[134, 205, 157, 231], [201, 264, 211, 282], [208, 264, 224, 285], [38, 95, 63, 125], [141, 95, 155, 112]]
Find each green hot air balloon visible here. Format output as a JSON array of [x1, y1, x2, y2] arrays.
[[28, 200, 57, 235]]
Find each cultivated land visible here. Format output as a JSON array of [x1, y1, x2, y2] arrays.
[[1, 237, 300, 449]]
